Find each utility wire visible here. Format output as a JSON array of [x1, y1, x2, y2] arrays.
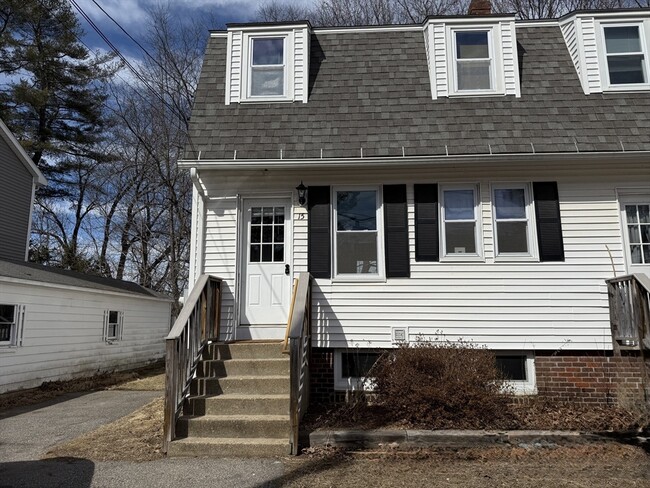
[[66, 0, 198, 154]]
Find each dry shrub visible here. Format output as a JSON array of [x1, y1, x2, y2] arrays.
[[371, 340, 513, 428]]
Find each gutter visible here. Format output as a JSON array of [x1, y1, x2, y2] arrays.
[[178, 150, 650, 170]]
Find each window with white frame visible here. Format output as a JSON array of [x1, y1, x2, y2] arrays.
[[334, 188, 383, 278], [249, 37, 286, 98], [602, 23, 649, 87], [103, 310, 123, 342], [441, 185, 481, 258], [492, 184, 535, 258], [495, 353, 536, 394], [334, 349, 381, 390], [0, 304, 24, 347]]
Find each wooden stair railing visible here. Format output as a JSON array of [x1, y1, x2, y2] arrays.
[[606, 274, 650, 353], [163, 274, 222, 453], [287, 272, 312, 455]]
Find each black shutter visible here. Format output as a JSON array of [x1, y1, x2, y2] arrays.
[[414, 184, 439, 262], [383, 185, 410, 278], [308, 186, 331, 278], [533, 182, 565, 262]]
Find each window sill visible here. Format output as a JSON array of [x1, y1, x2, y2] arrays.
[[602, 84, 650, 93], [448, 90, 506, 98], [331, 275, 387, 284], [507, 381, 537, 395], [493, 255, 538, 262], [0, 345, 18, 352], [440, 255, 485, 263], [238, 97, 294, 104]]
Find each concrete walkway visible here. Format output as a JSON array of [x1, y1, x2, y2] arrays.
[[0, 390, 285, 487]]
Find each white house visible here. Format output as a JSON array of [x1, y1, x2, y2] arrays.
[[0, 119, 173, 393], [178, 7, 650, 405]]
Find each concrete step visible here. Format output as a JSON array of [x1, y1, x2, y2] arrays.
[[176, 414, 290, 439], [196, 358, 289, 378], [190, 375, 289, 396], [168, 437, 289, 458], [184, 394, 289, 416], [204, 342, 285, 360]]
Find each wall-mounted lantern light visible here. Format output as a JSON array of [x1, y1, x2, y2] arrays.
[[296, 181, 307, 206]]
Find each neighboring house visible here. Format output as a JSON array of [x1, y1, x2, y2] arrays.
[[0, 120, 173, 393], [180, 7, 650, 405]]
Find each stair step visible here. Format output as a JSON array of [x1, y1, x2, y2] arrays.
[[190, 375, 289, 396], [197, 358, 289, 378], [168, 437, 289, 458], [204, 342, 285, 360], [184, 394, 289, 416], [176, 414, 290, 439]]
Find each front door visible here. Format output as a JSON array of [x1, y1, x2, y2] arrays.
[[240, 198, 292, 339], [620, 196, 650, 277]]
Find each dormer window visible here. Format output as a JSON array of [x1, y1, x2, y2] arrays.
[[603, 25, 648, 86], [250, 37, 286, 97], [454, 31, 493, 91]]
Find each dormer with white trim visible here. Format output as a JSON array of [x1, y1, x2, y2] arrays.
[[224, 21, 311, 105], [560, 9, 650, 94], [423, 14, 521, 99]]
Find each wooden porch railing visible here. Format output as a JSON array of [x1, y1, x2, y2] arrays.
[[288, 272, 312, 455], [163, 274, 222, 453], [606, 273, 650, 353]]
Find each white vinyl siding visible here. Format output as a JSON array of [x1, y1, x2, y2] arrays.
[[194, 159, 650, 351], [0, 282, 171, 394]]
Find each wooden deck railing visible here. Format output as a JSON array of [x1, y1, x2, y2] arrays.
[[606, 274, 650, 352], [163, 274, 222, 453], [288, 272, 312, 455]]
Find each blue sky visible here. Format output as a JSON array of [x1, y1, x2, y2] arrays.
[[74, 0, 313, 59]]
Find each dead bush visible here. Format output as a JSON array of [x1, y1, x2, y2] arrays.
[[371, 340, 513, 429]]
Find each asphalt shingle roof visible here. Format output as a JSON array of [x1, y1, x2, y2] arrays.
[[0, 259, 169, 299], [185, 25, 650, 160]]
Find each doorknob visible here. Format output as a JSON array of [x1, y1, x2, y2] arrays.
[[285, 264, 290, 275]]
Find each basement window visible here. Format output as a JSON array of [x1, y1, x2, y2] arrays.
[[334, 350, 381, 390], [495, 353, 536, 394]]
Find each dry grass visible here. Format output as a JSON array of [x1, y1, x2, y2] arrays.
[[45, 397, 165, 462], [280, 444, 650, 487], [111, 373, 165, 391], [0, 363, 164, 412]]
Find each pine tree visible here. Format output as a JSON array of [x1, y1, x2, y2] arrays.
[[0, 0, 115, 175]]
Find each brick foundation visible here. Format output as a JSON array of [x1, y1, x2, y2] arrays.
[[535, 352, 647, 405], [310, 347, 648, 407]]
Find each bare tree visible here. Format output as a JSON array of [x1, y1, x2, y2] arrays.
[[257, 1, 313, 22]]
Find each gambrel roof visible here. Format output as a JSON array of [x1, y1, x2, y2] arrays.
[[185, 21, 650, 161]]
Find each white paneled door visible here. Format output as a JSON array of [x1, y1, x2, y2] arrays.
[[240, 198, 292, 338]]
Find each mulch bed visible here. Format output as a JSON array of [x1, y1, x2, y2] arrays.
[[303, 396, 646, 432]]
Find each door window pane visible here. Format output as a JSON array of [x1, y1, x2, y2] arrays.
[[274, 244, 284, 262], [262, 244, 272, 262], [262, 226, 272, 243], [274, 207, 285, 224], [250, 244, 261, 262], [251, 207, 262, 225], [251, 226, 261, 243]]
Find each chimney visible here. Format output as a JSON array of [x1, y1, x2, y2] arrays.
[[468, 0, 491, 15]]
